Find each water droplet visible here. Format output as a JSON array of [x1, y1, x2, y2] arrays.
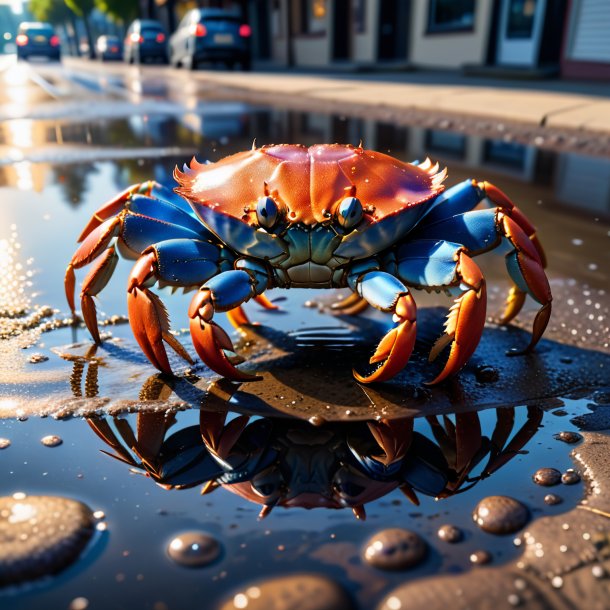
[[69, 597, 89, 610], [544, 494, 563, 506], [554, 431, 582, 444], [532, 468, 561, 487], [437, 524, 462, 543], [561, 470, 581, 485], [41, 435, 62, 448], [472, 496, 529, 535], [362, 528, 427, 570], [551, 576, 563, 588], [469, 550, 492, 565], [167, 531, 221, 567]]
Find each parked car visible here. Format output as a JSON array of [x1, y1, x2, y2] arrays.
[[169, 8, 251, 70], [124, 20, 168, 64], [16, 22, 60, 61], [96, 35, 122, 61]]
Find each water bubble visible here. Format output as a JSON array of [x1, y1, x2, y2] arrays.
[[544, 494, 563, 506], [472, 496, 529, 535], [592, 565, 605, 579], [554, 431, 582, 444], [437, 524, 463, 543], [561, 470, 581, 485], [362, 528, 427, 570], [571, 238, 583, 246], [469, 550, 492, 565], [41, 435, 63, 448], [532, 468, 561, 487], [0, 495, 94, 586], [167, 531, 221, 567], [219, 575, 351, 610]]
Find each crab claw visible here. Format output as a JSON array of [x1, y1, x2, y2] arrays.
[[189, 289, 261, 381], [354, 292, 417, 384], [127, 252, 193, 375], [427, 252, 486, 385]]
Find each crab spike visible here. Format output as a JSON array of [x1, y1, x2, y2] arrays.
[[427, 252, 486, 385], [419, 157, 432, 171], [201, 480, 220, 496], [258, 504, 274, 520], [428, 161, 440, 175], [354, 293, 417, 384], [352, 505, 366, 521]]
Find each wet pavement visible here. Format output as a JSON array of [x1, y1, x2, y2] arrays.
[[0, 58, 609, 609]]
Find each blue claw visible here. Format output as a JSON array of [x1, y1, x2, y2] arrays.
[[205, 270, 255, 311], [396, 239, 462, 287], [153, 239, 222, 286]]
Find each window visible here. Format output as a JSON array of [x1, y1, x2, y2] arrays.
[[297, 0, 327, 35], [506, 0, 537, 39], [427, 0, 475, 34], [483, 140, 526, 171], [425, 130, 466, 160]]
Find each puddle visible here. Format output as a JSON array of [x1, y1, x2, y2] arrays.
[[0, 87, 609, 608]]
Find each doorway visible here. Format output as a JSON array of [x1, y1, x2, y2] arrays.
[[378, 0, 408, 61], [496, 0, 547, 66], [333, 0, 351, 60]]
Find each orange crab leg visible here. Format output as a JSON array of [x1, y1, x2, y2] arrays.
[[496, 212, 552, 351], [77, 182, 149, 243], [189, 288, 261, 381], [226, 293, 280, 329], [127, 251, 193, 375], [427, 252, 487, 385], [80, 246, 119, 343], [331, 291, 370, 316], [65, 216, 122, 315], [354, 292, 417, 384]]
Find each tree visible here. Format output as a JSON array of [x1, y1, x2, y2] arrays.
[[29, 0, 80, 55], [64, 0, 96, 58], [95, 0, 139, 24]]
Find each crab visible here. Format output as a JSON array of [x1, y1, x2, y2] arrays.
[[65, 143, 551, 384]]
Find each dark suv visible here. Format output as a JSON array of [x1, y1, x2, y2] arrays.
[[169, 8, 251, 70], [16, 22, 61, 61], [124, 19, 168, 64]]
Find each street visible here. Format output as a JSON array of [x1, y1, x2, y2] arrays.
[[1, 54, 610, 610]]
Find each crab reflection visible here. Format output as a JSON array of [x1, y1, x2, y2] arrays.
[[86, 404, 542, 520]]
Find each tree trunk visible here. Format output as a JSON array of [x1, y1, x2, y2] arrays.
[[81, 14, 96, 59]]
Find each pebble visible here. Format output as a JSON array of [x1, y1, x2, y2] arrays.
[[362, 528, 427, 570], [437, 524, 462, 543], [0, 438, 10, 450], [475, 365, 499, 383], [532, 468, 561, 487], [561, 470, 581, 485], [472, 496, 529, 535], [27, 353, 48, 364], [0, 494, 94, 586], [167, 531, 221, 567], [219, 574, 353, 610], [470, 550, 492, 565], [41, 435, 63, 447], [303, 300, 319, 308], [544, 494, 563, 506], [554, 431, 582, 444]]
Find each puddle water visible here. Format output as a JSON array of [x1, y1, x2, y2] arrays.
[[1, 97, 609, 609]]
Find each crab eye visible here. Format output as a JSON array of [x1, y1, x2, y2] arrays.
[[256, 196, 279, 229], [337, 197, 363, 230]]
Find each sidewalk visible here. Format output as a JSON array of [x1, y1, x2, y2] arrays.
[[188, 66, 610, 133]]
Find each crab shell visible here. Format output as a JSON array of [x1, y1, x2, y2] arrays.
[[173, 144, 447, 258]]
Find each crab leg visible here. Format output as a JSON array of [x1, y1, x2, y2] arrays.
[[347, 271, 417, 384], [331, 291, 370, 316], [427, 252, 486, 384], [189, 270, 262, 381], [127, 249, 194, 374]]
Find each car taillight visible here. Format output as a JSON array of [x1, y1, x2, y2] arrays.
[[190, 23, 207, 37], [130, 32, 143, 43], [156, 33, 165, 43], [239, 24, 251, 37], [50, 35, 60, 47], [16, 34, 28, 46]]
